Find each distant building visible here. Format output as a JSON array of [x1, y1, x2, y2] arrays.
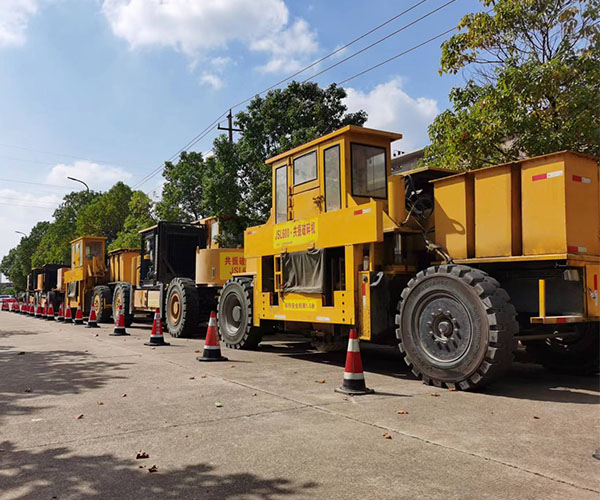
[[391, 148, 425, 175]]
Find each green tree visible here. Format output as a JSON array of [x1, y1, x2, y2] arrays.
[[0, 221, 50, 292], [154, 151, 207, 222], [109, 191, 155, 251], [424, 0, 600, 169], [76, 182, 133, 243], [235, 81, 367, 221], [32, 190, 100, 267]]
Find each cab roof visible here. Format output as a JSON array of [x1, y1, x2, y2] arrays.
[[265, 125, 403, 165]]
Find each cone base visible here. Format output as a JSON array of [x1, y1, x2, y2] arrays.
[[196, 355, 228, 362], [110, 330, 129, 336], [73, 320, 84, 325], [145, 341, 170, 346], [85, 323, 99, 328], [335, 386, 374, 396]]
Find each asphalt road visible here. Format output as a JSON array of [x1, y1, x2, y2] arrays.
[[1, 311, 599, 500]]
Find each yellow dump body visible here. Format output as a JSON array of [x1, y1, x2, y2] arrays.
[[432, 151, 600, 321], [108, 248, 139, 285]]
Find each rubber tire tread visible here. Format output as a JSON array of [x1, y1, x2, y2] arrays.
[[92, 285, 112, 323], [396, 264, 518, 391], [112, 283, 133, 328], [166, 277, 200, 338], [217, 277, 263, 350]]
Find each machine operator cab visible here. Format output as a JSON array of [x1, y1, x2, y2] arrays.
[[268, 125, 404, 225]]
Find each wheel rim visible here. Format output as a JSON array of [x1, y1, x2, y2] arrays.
[[169, 292, 181, 325], [221, 290, 243, 337], [94, 294, 101, 312], [412, 291, 473, 365], [115, 292, 123, 311]]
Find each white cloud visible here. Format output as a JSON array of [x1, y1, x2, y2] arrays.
[[344, 77, 439, 152], [0, 0, 38, 47], [250, 19, 318, 73], [199, 72, 223, 90], [46, 161, 132, 190], [101, 0, 318, 73]]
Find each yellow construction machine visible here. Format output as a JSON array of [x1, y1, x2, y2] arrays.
[[111, 218, 245, 336], [217, 125, 600, 389], [62, 236, 138, 320]]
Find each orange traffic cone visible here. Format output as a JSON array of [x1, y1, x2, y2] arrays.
[[86, 305, 99, 328], [56, 303, 64, 322], [64, 305, 73, 323], [73, 303, 84, 325], [145, 309, 170, 346], [28, 304, 34, 316], [335, 329, 374, 395], [35, 304, 43, 318], [46, 302, 55, 320], [110, 305, 128, 336], [197, 312, 227, 362]]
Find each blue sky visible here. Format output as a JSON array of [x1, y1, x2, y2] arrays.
[[0, 0, 482, 274]]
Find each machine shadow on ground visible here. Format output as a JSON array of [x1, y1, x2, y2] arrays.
[[257, 335, 600, 405], [0, 440, 318, 500], [0, 346, 130, 423]]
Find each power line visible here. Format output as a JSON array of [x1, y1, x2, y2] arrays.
[[338, 27, 458, 85], [302, 0, 457, 83], [132, 0, 434, 189], [226, 0, 433, 111], [0, 178, 74, 189], [0, 142, 131, 169]]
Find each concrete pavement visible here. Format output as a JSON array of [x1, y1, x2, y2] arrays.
[[0, 312, 599, 499]]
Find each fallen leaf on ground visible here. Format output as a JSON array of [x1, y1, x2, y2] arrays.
[[214, 402, 223, 408], [189, 376, 195, 380], [533, 416, 540, 420], [148, 465, 158, 473], [138, 465, 144, 469], [194, 350, 201, 353], [200, 375, 207, 379], [397, 410, 409, 415], [315, 379, 326, 384], [97, 402, 104, 406], [74, 414, 84, 420], [382, 433, 392, 439], [121, 394, 127, 398], [447, 387, 457, 392], [430, 393, 440, 397], [230, 365, 235, 368], [184, 435, 189, 438], [94, 334, 99, 337], [24, 388, 32, 393], [252, 393, 257, 397], [136, 451, 149, 459]]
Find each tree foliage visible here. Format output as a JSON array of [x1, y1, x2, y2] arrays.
[[424, 0, 600, 169], [1, 221, 50, 291], [32, 190, 100, 267], [76, 182, 133, 243], [155, 152, 207, 222], [109, 191, 155, 251]]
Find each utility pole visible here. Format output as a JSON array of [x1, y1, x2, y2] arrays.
[[217, 109, 242, 143]]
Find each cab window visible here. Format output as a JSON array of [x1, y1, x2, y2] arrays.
[[324, 145, 341, 211], [293, 151, 317, 186], [275, 165, 287, 224], [351, 144, 387, 198], [85, 241, 103, 260]]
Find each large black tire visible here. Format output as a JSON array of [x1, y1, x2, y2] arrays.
[[92, 285, 112, 323], [217, 277, 263, 349], [165, 277, 200, 338], [525, 323, 600, 375], [397, 264, 518, 390], [112, 283, 133, 328]]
